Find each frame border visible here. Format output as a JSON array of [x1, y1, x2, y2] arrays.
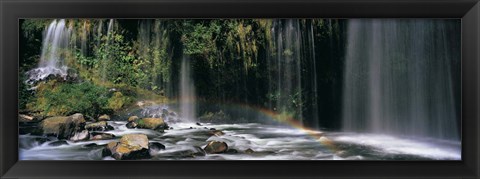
[[1, 0, 479, 178]]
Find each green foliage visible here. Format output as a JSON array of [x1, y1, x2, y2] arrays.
[[108, 91, 132, 111], [21, 19, 51, 37], [94, 31, 138, 85], [19, 19, 346, 124], [133, 20, 171, 92], [28, 81, 110, 117], [181, 21, 220, 58], [75, 51, 97, 68], [19, 73, 33, 110]]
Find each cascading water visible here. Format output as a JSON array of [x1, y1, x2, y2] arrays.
[[137, 20, 171, 96], [101, 19, 115, 83], [179, 56, 196, 122], [26, 19, 72, 84], [267, 19, 303, 123], [342, 19, 461, 140]]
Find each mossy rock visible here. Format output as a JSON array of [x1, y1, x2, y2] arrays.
[[136, 118, 167, 130], [98, 114, 110, 121], [127, 116, 139, 122], [40, 113, 86, 139]]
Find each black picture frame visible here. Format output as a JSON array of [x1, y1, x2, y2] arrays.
[[1, 0, 479, 178]]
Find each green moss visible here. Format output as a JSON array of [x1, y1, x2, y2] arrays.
[[108, 92, 131, 111]]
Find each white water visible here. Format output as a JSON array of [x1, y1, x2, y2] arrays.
[[26, 19, 71, 84], [19, 121, 460, 160], [342, 19, 461, 140], [179, 57, 196, 122]]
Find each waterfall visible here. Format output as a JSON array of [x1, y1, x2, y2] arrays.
[[267, 19, 303, 123], [101, 19, 115, 83], [179, 56, 196, 122], [137, 20, 171, 95], [26, 19, 72, 84], [342, 19, 460, 140]]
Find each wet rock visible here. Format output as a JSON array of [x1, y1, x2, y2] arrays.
[[126, 121, 137, 129], [70, 130, 90, 142], [196, 122, 202, 126], [209, 128, 216, 130], [90, 132, 115, 140], [169, 127, 173, 130], [198, 110, 231, 123], [103, 134, 150, 160], [225, 149, 238, 154], [162, 108, 169, 115], [34, 137, 51, 145], [98, 114, 110, 121], [245, 148, 255, 154], [18, 114, 35, 122], [48, 140, 68, 146], [85, 121, 114, 131], [128, 116, 139, 122], [84, 143, 100, 148], [169, 112, 176, 116], [148, 142, 166, 153], [166, 146, 206, 158], [209, 130, 225, 136], [40, 113, 86, 139], [203, 141, 228, 154], [136, 118, 167, 130]]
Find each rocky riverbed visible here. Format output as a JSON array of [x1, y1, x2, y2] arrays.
[[18, 112, 461, 160]]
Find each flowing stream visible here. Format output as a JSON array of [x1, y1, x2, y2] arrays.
[[19, 121, 460, 160]]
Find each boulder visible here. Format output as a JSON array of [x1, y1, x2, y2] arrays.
[[136, 118, 167, 130], [70, 130, 90, 142], [103, 134, 150, 160], [126, 121, 137, 129], [98, 114, 110, 121], [40, 113, 86, 139], [85, 121, 114, 131], [203, 141, 228, 154], [128, 116, 139, 122], [90, 132, 115, 140], [148, 142, 166, 155]]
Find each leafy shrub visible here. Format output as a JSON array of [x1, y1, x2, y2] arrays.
[[28, 81, 110, 117]]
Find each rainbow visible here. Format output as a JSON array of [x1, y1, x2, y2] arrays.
[[144, 98, 339, 152]]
